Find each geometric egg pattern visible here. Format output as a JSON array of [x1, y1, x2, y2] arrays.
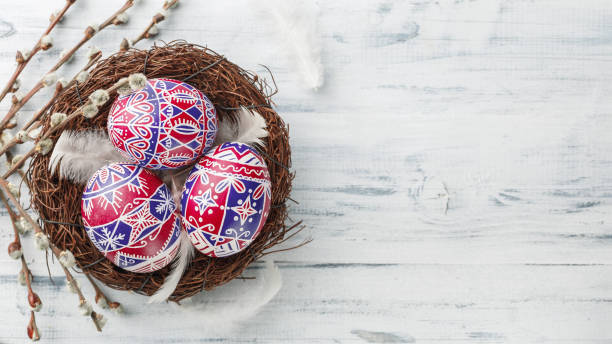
[[81, 163, 181, 273], [181, 142, 272, 257], [107, 78, 217, 169]]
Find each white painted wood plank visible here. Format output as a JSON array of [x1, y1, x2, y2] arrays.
[[0, 0, 610, 342]]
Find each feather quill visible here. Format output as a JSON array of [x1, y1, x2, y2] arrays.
[[148, 229, 195, 303], [49, 130, 128, 184], [261, 0, 324, 91], [215, 107, 268, 147]]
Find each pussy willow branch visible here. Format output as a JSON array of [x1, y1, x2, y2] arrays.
[[24, 52, 102, 131], [0, 190, 41, 339], [3, 79, 129, 179], [62, 264, 103, 331], [0, 0, 134, 132], [0, 0, 76, 104], [123, 0, 179, 50], [0, 53, 102, 158], [85, 272, 121, 311], [0, 179, 103, 331]]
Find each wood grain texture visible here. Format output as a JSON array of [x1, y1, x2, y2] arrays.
[[0, 0, 611, 342]]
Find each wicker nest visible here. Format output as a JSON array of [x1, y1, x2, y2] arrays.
[[27, 41, 295, 301]]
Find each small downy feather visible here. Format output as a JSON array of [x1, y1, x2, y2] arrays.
[[261, 0, 324, 91], [49, 130, 128, 184], [215, 107, 268, 147], [176, 260, 282, 332], [148, 229, 194, 303]]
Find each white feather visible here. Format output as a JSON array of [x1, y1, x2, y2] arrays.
[[262, 0, 324, 91], [174, 260, 282, 332], [49, 130, 128, 184], [214, 107, 268, 147], [148, 230, 195, 303]]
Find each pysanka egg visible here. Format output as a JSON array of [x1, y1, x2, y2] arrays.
[[107, 78, 217, 169], [181, 142, 272, 257], [81, 163, 181, 273]]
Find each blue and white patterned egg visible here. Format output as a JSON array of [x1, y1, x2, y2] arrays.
[[181, 142, 272, 257], [81, 163, 181, 272], [107, 78, 217, 169]]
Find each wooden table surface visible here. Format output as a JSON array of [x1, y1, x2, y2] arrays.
[[0, 0, 611, 342]]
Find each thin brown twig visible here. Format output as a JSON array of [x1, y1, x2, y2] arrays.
[[0, 53, 102, 158], [2, 79, 129, 178], [260, 238, 313, 256], [0, 189, 42, 339], [0, 179, 103, 331], [0, 0, 76, 103], [84, 272, 122, 311], [124, 0, 179, 50], [0, 0, 134, 132]]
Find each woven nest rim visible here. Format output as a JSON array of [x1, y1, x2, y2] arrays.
[[27, 41, 296, 301]]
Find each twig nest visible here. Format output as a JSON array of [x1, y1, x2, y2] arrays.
[[29, 42, 294, 301]]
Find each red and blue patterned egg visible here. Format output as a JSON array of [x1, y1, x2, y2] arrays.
[[81, 163, 181, 273], [107, 78, 217, 169], [181, 142, 272, 257]]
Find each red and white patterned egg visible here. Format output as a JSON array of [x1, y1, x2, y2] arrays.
[[81, 163, 181, 273], [107, 78, 217, 170], [181, 142, 272, 257]]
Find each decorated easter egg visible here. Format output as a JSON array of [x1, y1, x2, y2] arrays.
[[81, 163, 181, 273], [107, 78, 217, 169], [181, 142, 272, 257]]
